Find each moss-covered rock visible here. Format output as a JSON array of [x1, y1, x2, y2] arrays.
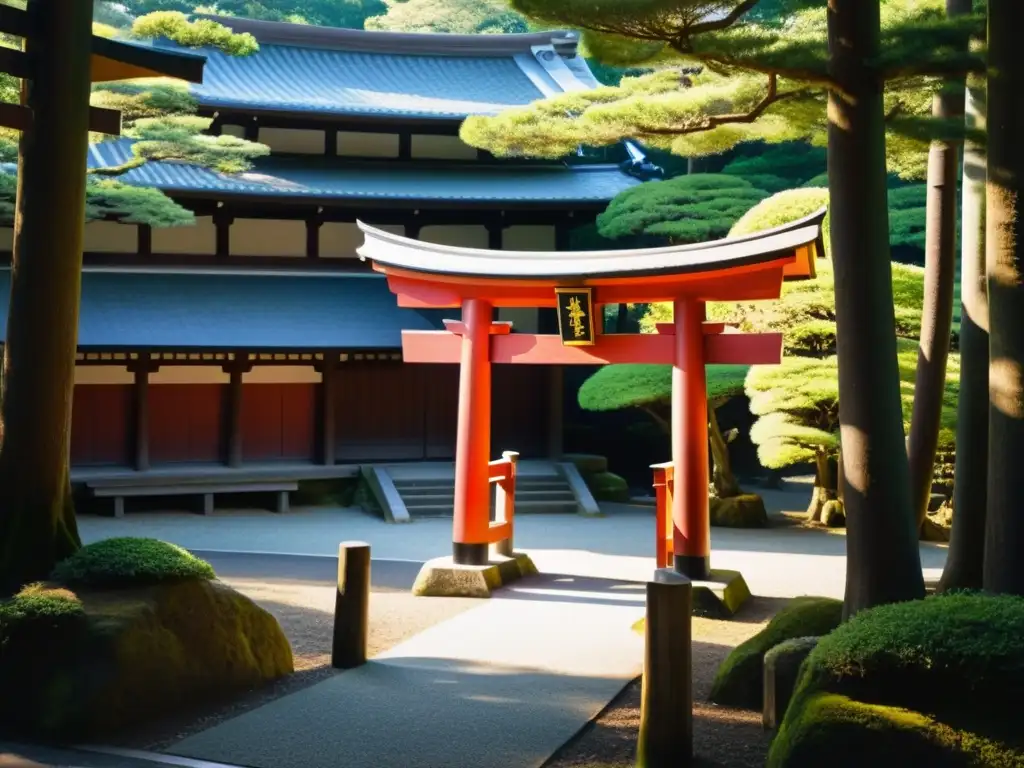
[[763, 636, 819, 729], [709, 596, 842, 709], [51, 537, 215, 588], [709, 494, 769, 528], [562, 453, 609, 475], [769, 593, 1024, 767], [586, 471, 630, 502], [0, 577, 292, 740]]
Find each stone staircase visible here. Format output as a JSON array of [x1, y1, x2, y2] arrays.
[[363, 460, 599, 522]]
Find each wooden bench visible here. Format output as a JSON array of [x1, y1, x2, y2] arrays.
[[87, 481, 299, 518]]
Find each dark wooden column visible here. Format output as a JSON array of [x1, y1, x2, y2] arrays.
[[131, 356, 153, 472], [137, 224, 152, 257], [214, 209, 233, 257], [405, 221, 422, 240], [319, 355, 337, 465], [307, 213, 323, 260], [225, 355, 249, 468], [487, 222, 504, 250]]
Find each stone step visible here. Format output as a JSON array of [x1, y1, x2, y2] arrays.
[[405, 499, 580, 518], [403, 489, 576, 508]]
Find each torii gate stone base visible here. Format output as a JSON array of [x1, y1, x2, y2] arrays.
[[358, 208, 826, 612]]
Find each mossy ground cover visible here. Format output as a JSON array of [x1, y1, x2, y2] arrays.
[[709, 596, 842, 709], [770, 593, 1024, 767], [0, 538, 292, 741]]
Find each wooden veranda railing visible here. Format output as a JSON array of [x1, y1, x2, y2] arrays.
[[651, 461, 675, 568], [488, 450, 519, 557]]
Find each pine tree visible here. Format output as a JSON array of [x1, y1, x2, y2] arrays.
[[0, 10, 265, 594], [461, 0, 982, 615], [982, 0, 1024, 596]]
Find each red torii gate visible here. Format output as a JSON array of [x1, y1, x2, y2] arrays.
[[357, 209, 826, 581]]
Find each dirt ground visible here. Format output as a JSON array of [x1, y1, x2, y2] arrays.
[[116, 578, 479, 751], [544, 596, 791, 768]]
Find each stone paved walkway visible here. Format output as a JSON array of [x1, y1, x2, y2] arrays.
[[165, 573, 646, 768]]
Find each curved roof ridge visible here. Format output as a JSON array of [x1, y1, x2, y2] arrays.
[[356, 210, 828, 280], [197, 14, 580, 57]]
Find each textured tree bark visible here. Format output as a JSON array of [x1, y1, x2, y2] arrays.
[[708, 406, 741, 498], [940, 71, 988, 592], [0, 2, 92, 594], [806, 449, 836, 523], [826, 0, 925, 619], [982, 0, 1024, 596], [907, 0, 968, 529]]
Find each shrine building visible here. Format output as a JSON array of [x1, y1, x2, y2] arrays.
[[0, 16, 655, 477]]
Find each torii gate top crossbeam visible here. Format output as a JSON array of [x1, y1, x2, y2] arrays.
[[357, 206, 826, 308]]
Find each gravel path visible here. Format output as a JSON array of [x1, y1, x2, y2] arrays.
[[544, 596, 790, 768], [111, 577, 479, 751]]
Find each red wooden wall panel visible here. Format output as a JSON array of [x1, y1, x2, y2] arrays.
[[335, 362, 426, 461], [149, 384, 225, 464], [241, 383, 315, 462], [70, 384, 132, 466], [492, 365, 547, 458], [423, 364, 459, 460]]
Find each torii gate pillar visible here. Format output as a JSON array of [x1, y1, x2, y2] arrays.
[[453, 298, 493, 565], [672, 299, 711, 579]]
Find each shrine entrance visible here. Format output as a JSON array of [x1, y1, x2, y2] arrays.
[[358, 209, 826, 582]]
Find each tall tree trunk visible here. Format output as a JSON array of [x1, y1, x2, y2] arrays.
[[982, 0, 1024, 596], [615, 303, 630, 333], [0, 2, 92, 595], [940, 67, 989, 592], [708, 406, 740, 498], [806, 449, 836, 523], [907, 0, 969, 530], [826, 0, 925, 619]]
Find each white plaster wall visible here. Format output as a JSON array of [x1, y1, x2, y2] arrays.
[[0, 227, 13, 250], [74, 366, 134, 385], [231, 219, 306, 257], [497, 308, 540, 333], [83, 221, 137, 253], [337, 132, 400, 158], [153, 216, 216, 255], [243, 366, 322, 384], [411, 134, 479, 161], [419, 225, 489, 249], [322, 222, 406, 258], [150, 366, 230, 385], [258, 127, 325, 155], [222, 124, 246, 139], [503, 225, 557, 252]]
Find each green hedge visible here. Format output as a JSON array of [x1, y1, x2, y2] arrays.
[[769, 593, 1024, 766], [709, 596, 843, 709], [51, 538, 216, 588]]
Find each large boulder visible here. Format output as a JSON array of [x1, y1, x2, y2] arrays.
[[709, 596, 842, 709], [0, 538, 293, 740], [768, 593, 1024, 766], [710, 494, 769, 528]]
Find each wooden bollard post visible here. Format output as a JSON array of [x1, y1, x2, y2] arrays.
[[637, 571, 693, 768], [331, 541, 370, 670]]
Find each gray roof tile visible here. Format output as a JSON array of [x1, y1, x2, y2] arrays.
[[86, 140, 641, 205], [0, 270, 442, 350]]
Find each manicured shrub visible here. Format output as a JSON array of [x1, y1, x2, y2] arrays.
[[50, 538, 215, 588], [769, 593, 1024, 767], [709, 596, 842, 709], [586, 471, 630, 502]]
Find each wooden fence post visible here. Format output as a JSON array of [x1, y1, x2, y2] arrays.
[[637, 571, 693, 768], [332, 541, 370, 669], [494, 450, 519, 558]]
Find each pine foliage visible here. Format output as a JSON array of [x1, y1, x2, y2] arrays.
[[365, 0, 530, 34], [596, 173, 770, 243], [461, 0, 984, 180]]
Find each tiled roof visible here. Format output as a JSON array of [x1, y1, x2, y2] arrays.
[[150, 17, 591, 121], [0, 270, 443, 350], [86, 140, 641, 206]]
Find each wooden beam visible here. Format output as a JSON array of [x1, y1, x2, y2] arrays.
[[133, 365, 150, 472], [227, 364, 244, 468], [0, 102, 121, 135], [0, 5, 29, 38], [320, 355, 337, 466], [0, 45, 30, 79], [400, 330, 784, 366], [90, 36, 206, 84]]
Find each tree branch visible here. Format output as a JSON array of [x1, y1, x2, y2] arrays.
[[634, 73, 797, 137], [687, 0, 763, 35]]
